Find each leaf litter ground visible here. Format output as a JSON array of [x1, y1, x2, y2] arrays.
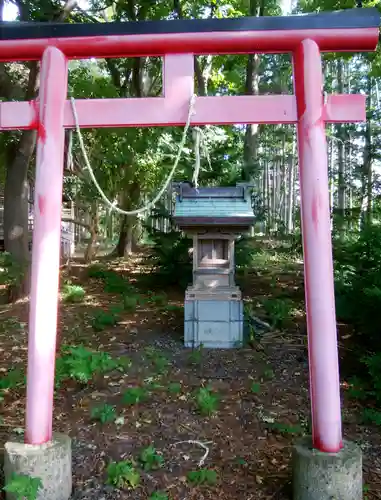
[[0, 253, 380, 499]]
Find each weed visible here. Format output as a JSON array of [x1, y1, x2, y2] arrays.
[[362, 408, 381, 426], [91, 403, 117, 424], [162, 304, 183, 313], [123, 295, 138, 312], [167, 382, 182, 394], [187, 468, 217, 486], [188, 344, 204, 365], [87, 263, 108, 279], [55, 345, 120, 386], [61, 283, 85, 303], [0, 368, 25, 390], [148, 293, 168, 306], [149, 492, 169, 500], [92, 309, 120, 331], [123, 387, 149, 405], [106, 460, 140, 489], [346, 377, 368, 401], [3, 473, 42, 500], [250, 382, 261, 394], [145, 347, 170, 374], [138, 445, 164, 471], [263, 368, 275, 380], [194, 387, 219, 416], [267, 421, 304, 436], [262, 297, 294, 328]]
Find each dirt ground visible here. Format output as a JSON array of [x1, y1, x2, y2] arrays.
[[0, 252, 380, 499]]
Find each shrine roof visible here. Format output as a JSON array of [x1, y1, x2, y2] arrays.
[[173, 185, 255, 228]]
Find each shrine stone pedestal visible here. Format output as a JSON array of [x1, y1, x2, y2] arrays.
[[184, 287, 243, 348]]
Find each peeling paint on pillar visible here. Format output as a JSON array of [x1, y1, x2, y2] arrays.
[[293, 39, 343, 454]]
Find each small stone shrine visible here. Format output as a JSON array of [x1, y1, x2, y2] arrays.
[[173, 182, 255, 348]]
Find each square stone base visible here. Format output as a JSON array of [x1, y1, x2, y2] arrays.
[[184, 296, 243, 348], [4, 432, 72, 500]]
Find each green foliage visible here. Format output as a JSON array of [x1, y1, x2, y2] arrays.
[[91, 403, 117, 424], [250, 381, 261, 394], [187, 468, 217, 486], [167, 382, 182, 394], [3, 473, 42, 500], [122, 294, 138, 312], [194, 387, 219, 416], [334, 225, 381, 351], [262, 297, 294, 328], [149, 492, 169, 500], [106, 460, 140, 489], [61, 283, 86, 303], [0, 368, 25, 390], [55, 345, 120, 386], [362, 408, 381, 427], [123, 386, 149, 405], [138, 445, 164, 471], [91, 308, 120, 331], [145, 228, 192, 289], [0, 252, 25, 287], [188, 344, 204, 365], [144, 346, 170, 374]]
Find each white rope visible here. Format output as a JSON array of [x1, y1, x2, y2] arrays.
[[70, 94, 197, 216], [172, 440, 212, 467], [191, 126, 212, 189], [192, 127, 201, 188]]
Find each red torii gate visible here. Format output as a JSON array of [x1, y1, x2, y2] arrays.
[[0, 9, 379, 455]]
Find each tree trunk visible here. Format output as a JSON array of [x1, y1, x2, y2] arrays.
[[84, 203, 99, 263], [116, 215, 139, 257], [336, 58, 346, 234], [360, 74, 373, 229]]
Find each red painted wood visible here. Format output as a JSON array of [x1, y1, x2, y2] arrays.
[[0, 94, 365, 130], [0, 27, 377, 62]]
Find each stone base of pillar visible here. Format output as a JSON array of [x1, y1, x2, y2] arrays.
[[292, 436, 362, 500], [3, 432, 72, 500]]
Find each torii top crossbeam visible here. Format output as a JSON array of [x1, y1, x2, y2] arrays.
[[0, 7, 379, 60]]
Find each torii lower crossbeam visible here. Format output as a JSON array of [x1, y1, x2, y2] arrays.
[[0, 8, 378, 457]]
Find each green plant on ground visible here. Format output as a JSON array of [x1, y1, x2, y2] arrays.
[[144, 347, 170, 374], [0, 368, 25, 390], [148, 293, 168, 306], [138, 445, 164, 471], [267, 421, 304, 436], [362, 408, 381, 426], [123, 386, 149, 405], [144, 227, 192, 288], [194, 387, 219, 416], [90, 403, 117, 424], [0, 252, 26, 288], [250, 381, 261, 394], [87, 263, 108, 279], [106, 460, 140, 489], [167, 382, 182, 394], [3, 473, 42, 500], [262, 297, 295, 328], [61, 283, 86, 303], [263, 368, 275, 380], [149, 491, 169, 500], [91, 308, 120, 331], [55, 345, 121, 386], [123, 294, 138, 312], [188, 344, 204, 365], [187, 468, 217, 486]]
